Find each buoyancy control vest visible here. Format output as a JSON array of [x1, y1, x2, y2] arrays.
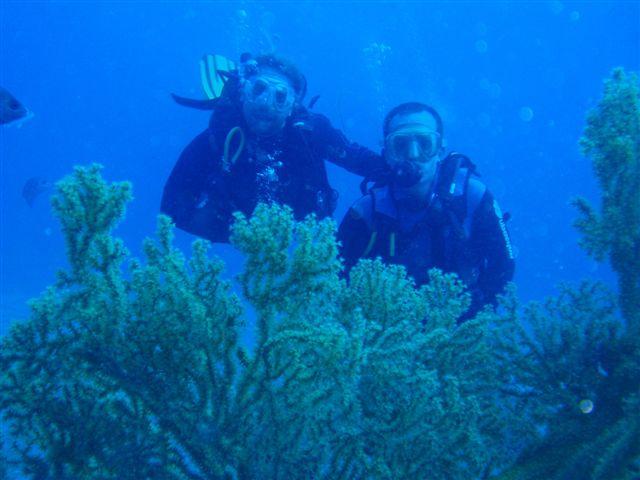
[[206, 98, 338, 221], [360, 153, 487, 285]]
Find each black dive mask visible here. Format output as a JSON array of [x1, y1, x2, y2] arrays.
[[384, 126, 440, 188]]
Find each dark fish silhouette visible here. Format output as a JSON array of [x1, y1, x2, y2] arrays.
[[22, 177, 51, 207], [0, 87, 31, 125]]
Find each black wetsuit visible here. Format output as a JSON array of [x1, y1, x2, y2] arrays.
[[338, 155, 515, 320], [161, 95, 384, 243]]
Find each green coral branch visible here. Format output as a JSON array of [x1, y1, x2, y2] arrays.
[[575, 67, 640, 335]]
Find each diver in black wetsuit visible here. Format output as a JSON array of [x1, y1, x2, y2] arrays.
[[338, 102, 515, 320], [161, 53, 385, 243]]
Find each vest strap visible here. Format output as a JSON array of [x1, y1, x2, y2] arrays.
[[362, 231, 378, 257]]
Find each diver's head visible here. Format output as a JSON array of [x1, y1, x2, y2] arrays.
[[240, 53, 307, 137], [383, 102, 443, 189]]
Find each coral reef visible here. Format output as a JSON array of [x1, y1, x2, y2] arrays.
[[494, 68, 640, 480], [1, 165, 518, 479]]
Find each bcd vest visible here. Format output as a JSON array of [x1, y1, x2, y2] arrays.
[[361, 153, 486, 286]]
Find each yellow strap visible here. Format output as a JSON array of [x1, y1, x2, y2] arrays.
[[362, 231, 378, 257], [223, 127, 245, 172], [199, 57, 215, 100], [209, 55, 224, 97], [389, 232, 396, 257]]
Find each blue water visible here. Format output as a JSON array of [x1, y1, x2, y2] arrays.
[[1, 1, 638, 333]]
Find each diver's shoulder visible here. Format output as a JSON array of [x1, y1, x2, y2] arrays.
[[350, 193, 375, 219], [207, 100, 244, 140], [290, 108, 332, 130], [178, 129, 217, 163], [185, 129, 213, 150], [467, 176, 487, 193]]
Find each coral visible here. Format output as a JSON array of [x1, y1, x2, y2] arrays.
[[492, 282, 639, 479], [0, 434, 7, 480], [1, 166, 520, 479], [1, 166, 245, 478], [574, 68, 640, 335], [493, 68, 640, 480]]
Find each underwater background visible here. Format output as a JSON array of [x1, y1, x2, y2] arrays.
[[1, 0, 638, 333], [1, 0, 640, 474]]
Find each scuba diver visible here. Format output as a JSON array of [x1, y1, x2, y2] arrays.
[[338, 102, 515, 320], [161, 53, 386, 243]]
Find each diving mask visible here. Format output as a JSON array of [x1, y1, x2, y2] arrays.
[[243, 73, 296, 113], [385, 126, 441, 163]]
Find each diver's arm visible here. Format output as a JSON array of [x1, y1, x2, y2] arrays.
[[337, 197, 375, 275], [470, 190, 516, 307], [310, 113, 388, 178], [161, 130, 231, 243]]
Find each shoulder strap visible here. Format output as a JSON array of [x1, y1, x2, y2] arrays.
[[435, 152, 477, 196], [435, 152, 485, 238], [463, 178, 487, 236]]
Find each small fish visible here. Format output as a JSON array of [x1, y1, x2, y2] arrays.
[[0, 87, 33, 126], [22, 177, 51, 207]]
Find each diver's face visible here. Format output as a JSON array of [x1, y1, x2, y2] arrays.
[[384, 111, 441, 186], [241, 69, 296, 137]]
